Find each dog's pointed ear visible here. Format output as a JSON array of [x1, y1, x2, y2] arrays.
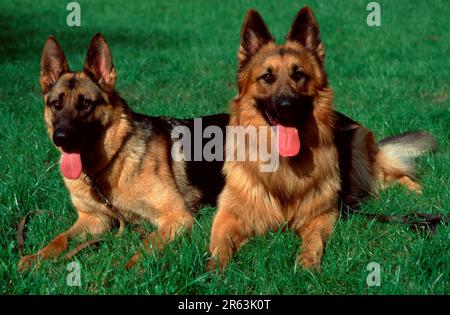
[[40, 36, 69, 93], [238, 9, 274, 68], [84, 33, 116, 92], [286, 6, 324, 61]]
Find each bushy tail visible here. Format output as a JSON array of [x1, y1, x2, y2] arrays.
[[377, 131, 437, 178], [349, 130, 446, 232]]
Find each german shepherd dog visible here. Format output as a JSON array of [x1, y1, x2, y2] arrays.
[[207, 7, 436, 271], [18, 33, 228, 270]]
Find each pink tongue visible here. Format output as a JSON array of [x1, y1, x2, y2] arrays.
[[276, 124, 301, 157], [60, 152, 82, 180]]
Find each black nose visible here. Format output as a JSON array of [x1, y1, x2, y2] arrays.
[[275, 97, 293, 108], [53, 129, 68, 147]]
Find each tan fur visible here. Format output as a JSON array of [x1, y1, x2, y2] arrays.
[[208, 8, 341, 272], [208, 86, 340, 272], [343, 125, 423, 207], [18, 35, 199, 271], [207, 7, 424, 272]]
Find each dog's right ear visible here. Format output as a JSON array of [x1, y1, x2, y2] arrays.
[[238, 9, 274, 69], [40, 36, 69, 93]]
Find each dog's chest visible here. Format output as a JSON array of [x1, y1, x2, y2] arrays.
[[262, 160, 311, 197], [258, 152, 339, 216], [103, 185, 158, 224], [67, 177, 157, 224]]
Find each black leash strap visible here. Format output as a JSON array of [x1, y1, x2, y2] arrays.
[[347, 208, 450, 234], [84, 175, 115, 209], [84, 174, 126, 236], [18, 176, 128, 260], [17, 210, 52, 255]]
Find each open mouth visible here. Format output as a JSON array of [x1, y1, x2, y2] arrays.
[[261, 108, 278, 126], [260, 109, 301, 158]]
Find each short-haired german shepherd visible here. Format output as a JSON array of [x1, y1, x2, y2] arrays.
[[18, 33, 228, 270], [207, 7, 436, 271]]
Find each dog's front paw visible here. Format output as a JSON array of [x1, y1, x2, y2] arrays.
[[125, 252, 141, 270], [18, 254, 39, 271], [206, 259, 218, 273], [206, 256, 227, 274], [297, 254, 322, 273]]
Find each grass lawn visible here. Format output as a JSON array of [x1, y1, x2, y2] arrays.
[[0, 0, 449, 294]]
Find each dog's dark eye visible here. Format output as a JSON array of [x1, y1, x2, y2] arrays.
[[50, 99, 63, 111], [82, 99, 91, 108], [292, 69, 306, 82], [77, 97, 93, 111], [260, 72, 275, 84]]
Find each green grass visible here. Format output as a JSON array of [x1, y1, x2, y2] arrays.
[[0, 0, 449, 294]]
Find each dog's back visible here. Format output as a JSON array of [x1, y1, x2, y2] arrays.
[[333, 111, 437, 207], [177, 114, 229, 206], [19, 33, 229, 271]]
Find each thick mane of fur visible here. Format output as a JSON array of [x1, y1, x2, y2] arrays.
[[209, 7, 436, 273]]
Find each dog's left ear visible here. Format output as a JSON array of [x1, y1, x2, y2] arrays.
[[84, 33, 116, 92], [286, 6, 324, 61]]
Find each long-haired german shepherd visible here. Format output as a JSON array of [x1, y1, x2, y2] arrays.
[[18, 33, 227, 270], [207, 7, 437, 271]]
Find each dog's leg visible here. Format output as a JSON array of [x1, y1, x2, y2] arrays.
[[296, 209, 338, 271], [125, 210, 193, 269], [397, 175, 422, 193], [379, 174, 423, 193], [207, 207, 251, 273], [18, 211, 112, 271]]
